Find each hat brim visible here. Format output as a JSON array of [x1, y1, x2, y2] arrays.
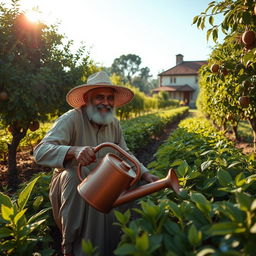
[[66, 83, 134, 108]]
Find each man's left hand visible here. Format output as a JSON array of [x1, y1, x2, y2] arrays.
[[141, 172, 159, 183]]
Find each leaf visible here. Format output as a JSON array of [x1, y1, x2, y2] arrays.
[[1, 204, 14, 222], [164, 219, 181, 235], [114, 244, 137, 255], [192, 15, 199, 24], [114, 210, 130, 226], [212, 28, 218, 42], [18, 176, 40, 210], [197, 247, 216, 256], [24, 219, 46, 235], [148, 234, 162, 252], [236, 192, 253, 211], [14, 209, 27, 225], [201, 160, 213, 171], [228, 161, 242, 169], [168, 201, 182, 219], [208, 222, 246, 235], [0, 227, 13, 238], [81, 239, 97, 255], [206, 28, 212, 41], [190, 192, 211, 216], [136, 232, 149, 251], [188, 224, 202, 247], [32, 196, 44, 209], [234, 172, 246, 187], [217, 169, 233, 186], [25, 207, 48, 225], [209, 15, 214, 26], [200, 150, 215, 156], [0, 192, 13, 208], [177, 160, 189, 177]]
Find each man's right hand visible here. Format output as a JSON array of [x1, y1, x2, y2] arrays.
[[65, 146, 96, 166]]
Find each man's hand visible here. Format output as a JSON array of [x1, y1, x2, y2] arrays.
[[65, 146, 96, 166], [141, 172, 159, 183]]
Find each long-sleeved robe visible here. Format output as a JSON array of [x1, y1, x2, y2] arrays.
[[33, 106, 148, 256]]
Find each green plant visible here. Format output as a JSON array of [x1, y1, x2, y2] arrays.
[[114, 115, 256, 255], [0, 176, 52, 255]]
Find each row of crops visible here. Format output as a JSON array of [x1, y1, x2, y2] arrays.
[[0, 105, 183, 162], [0, 106, 189, 255], [114, 116, 256, 256]]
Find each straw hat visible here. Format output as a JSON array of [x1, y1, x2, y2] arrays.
[[66, 71, 134, 108]]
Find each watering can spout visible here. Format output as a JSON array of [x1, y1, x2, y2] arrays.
[[113, 168, 180, 207]]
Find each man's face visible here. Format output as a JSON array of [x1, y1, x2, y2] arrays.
[[85, 88, 116, 125], [89, 88, 114, 110]]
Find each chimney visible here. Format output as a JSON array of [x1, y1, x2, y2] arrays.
[[176, 54, 184, 65]]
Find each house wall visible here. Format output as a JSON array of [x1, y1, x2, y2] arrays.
[[161, 75, 199, 105]]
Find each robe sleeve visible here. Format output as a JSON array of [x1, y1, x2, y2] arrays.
[[117, 122, 149, 175], [33, 112, 75, 168]]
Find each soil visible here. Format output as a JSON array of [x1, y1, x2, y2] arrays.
[[0, 115, 255, 191]]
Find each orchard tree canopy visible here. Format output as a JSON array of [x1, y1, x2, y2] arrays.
[[0, 0, 98, 183], [194, 0, 256, 144]]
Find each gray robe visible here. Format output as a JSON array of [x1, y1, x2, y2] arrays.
[[33, 107, 148, 256]]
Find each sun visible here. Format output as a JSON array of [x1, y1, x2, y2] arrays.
[[24, 9, 41, 23]]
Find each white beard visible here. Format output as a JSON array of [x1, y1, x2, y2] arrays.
[[86, 104, 115, 125]]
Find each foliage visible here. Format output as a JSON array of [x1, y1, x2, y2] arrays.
[[0, 0, 98, 180], [0, 106, 189, 255], [121, 107, 189, 153], [194, 0, 256, 144], [111, 74, 180, 120], [115, 116, 256, 256], [193, 0, 256, 42], [110, 54, 154, 93], [0, 120, 52, 161], [0, 175, 52, 255]]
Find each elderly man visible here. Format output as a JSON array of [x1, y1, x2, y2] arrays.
[[33, 71, 158, 256]]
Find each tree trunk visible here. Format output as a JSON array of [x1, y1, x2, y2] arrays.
[[7, 126, 27, 189], [248, 117, 256, 153], [232, 124, 240, 142]]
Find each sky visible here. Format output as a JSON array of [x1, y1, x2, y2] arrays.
[[3, 0, 224, 78]]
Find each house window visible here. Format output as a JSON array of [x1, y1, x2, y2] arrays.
[[169, 77, 176, 84]]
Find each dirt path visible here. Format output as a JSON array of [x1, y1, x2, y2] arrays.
[[135, 110, 199, 166], [134, 120, 179, 167]]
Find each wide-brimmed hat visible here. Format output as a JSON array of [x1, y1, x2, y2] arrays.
[[66, 71, 134, 108]]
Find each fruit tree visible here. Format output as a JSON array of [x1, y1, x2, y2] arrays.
[[194, 0, 256, 147], [0, 0, 97, 186]]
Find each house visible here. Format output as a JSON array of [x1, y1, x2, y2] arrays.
[[153, 54, 207, 107]]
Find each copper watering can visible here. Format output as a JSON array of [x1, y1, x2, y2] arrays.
[[77, 142, 180, 213]]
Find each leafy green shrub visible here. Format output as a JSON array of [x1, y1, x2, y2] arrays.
[[121, 107, 189, 153], [0, 176, 53, 255], [115, 116, 256, 255]]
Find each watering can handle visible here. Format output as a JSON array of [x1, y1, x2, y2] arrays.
[[77, 142, 141, 186]]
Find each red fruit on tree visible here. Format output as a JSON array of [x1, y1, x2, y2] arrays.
[[242, 31, 256, 46], [210, 64, 219, 73], [222, 68, 228, 76], [29, 120, 40, 131], [239, 96, 250, 108]]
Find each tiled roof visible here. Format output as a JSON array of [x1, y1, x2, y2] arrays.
[[159, 61, 207, 76], [153, 85, 195, 92]]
